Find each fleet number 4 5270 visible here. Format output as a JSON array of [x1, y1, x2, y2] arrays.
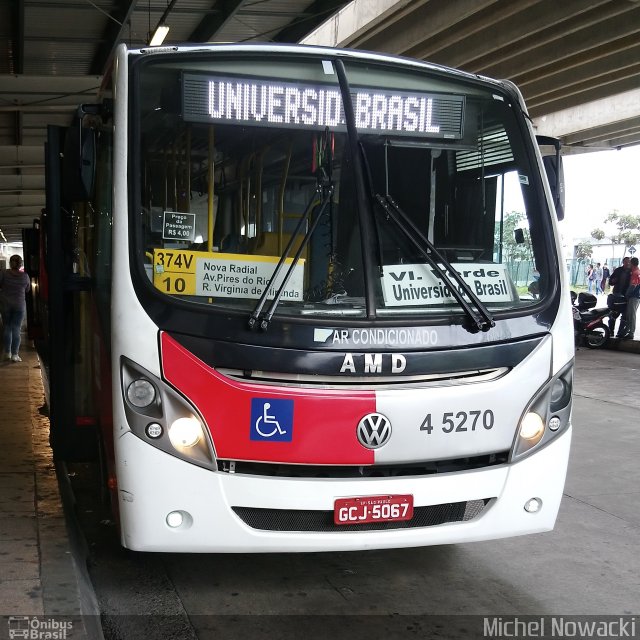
[[419, 410, 495, 434]]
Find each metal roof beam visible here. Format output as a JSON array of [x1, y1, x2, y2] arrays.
[[0, 173, 45, 190], [516, 32, 640, 88], [188, 0, 245, 43], [426, 0, 615, 70], [533, 89, 640, 139], [0, 106, 78, 114], [381, 0, 538, 60], [0, 207, 44, 221], [272, 0, 351, 44], [15, 0, 25, 75], [90, 0, 137, 76], [0, 75, 101, 106], [478, 7, 640, 80], [14, 111, 22, 147], [522, 48, 640, 102], [301, 0, 414, 48], [527, 72, 640, 115], [577, 126, 640, 146], [0, 194, 45, 207], [0, 145, 44, 167]]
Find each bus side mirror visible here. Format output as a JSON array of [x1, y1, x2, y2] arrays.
[[542, 154, 565, 221], [514, 228, 525, 244], [536, 135, 565, 221], [62, 121, 96, 203]]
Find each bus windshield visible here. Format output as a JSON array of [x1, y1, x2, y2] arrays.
[[134, 51, 553, 321]]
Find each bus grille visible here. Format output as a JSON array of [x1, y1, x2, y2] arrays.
[[218, 452, 508, 478], [216, 367, 508, 389], [231, 499, 490, 532]]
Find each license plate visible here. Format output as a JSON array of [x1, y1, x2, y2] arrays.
[[334, 494, 414, 525]]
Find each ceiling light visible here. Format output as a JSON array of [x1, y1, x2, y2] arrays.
[[149, 24, 170, 46]]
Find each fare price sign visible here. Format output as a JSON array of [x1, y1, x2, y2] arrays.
[[153, 249, 305, 300], [162, 211, 196, 242]]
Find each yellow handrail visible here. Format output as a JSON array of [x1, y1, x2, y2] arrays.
[[207, 126, 215, 252]]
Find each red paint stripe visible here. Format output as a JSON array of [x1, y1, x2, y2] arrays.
[[160, 333, 376, 465]]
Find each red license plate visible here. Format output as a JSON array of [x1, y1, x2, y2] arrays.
[[334, 494, 414, 525]]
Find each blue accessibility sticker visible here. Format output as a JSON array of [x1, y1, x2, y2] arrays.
[[250, 398, 294, 442]]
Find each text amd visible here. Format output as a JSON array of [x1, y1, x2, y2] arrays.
[[340, 353, 407, 374]]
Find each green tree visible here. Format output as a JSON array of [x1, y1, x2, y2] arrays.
[[605, 210, 640, 254], [575, 241, 593, 261], [573, 240, 593, 285], [496, 210, 531, 262], [591, 210, 640, 263]]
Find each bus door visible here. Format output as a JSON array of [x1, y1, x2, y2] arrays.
[[42, 123, 97, 460]]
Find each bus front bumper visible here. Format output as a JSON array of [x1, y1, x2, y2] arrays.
[[116, 426, 571, 553]]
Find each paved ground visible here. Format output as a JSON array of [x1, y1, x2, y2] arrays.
[[65, 346, 640, 640], [0, 343, 101, 639], [0, 340, 638, 640]]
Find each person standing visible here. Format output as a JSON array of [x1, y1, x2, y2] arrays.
[[608, 257, 631, 337], [0, 254, 30, 362], [622, 256, 640, 340], [601, 263, 610, 293], [586, 264, 595, 292], [593, 262, 604, 294]]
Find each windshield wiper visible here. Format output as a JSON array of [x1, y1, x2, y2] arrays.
[[248, 181, 334, 331], [375, 193, 495, 332]]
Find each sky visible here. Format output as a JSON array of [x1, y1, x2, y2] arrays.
[[559, 144, 640, 244]]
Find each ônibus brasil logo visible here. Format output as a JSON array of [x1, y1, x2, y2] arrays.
[[7, 616, 73, 639]]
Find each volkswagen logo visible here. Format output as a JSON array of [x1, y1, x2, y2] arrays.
[[357, 412, 392, 449]]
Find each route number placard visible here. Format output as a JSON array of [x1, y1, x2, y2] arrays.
[[153, 249, 304, 300]]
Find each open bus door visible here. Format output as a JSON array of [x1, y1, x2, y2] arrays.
[[41, 124, 97, 461]]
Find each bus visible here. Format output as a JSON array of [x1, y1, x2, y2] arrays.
[[39, 42, 573, 552]]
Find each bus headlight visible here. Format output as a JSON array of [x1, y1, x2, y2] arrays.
[[121, 358, 215, 469], [126, 378, 157, 408], [549, 377, 571, 411], [519, 412, 545, 441], [512, 361, 573, 461], [168, 416, 203, 449]]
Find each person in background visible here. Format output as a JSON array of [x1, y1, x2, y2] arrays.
[[586, 264, 595, 292], [528, 267, 540, 299], [593, 262, 604, 294], [608, 257, 631, 337], [621, 256, 640, 340], [601, 262, 610, 293], [0, 254, 30, 362]]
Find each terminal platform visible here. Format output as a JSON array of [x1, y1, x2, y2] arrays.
[[0, 343, 101, 639]]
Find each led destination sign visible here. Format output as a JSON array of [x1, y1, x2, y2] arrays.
[[183, 73, 464, 138]]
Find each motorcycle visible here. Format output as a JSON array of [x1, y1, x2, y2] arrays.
[[570, 291, 611, 348]]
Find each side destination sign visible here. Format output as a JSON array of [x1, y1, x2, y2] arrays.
[[381, 263, 516, 306], [153, 249, 304, 300]]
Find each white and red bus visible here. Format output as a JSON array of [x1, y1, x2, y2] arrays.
[[41, 43, 573, 552]]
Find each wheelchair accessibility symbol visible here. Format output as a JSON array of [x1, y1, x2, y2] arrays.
[[250, 398, 294, 442]]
